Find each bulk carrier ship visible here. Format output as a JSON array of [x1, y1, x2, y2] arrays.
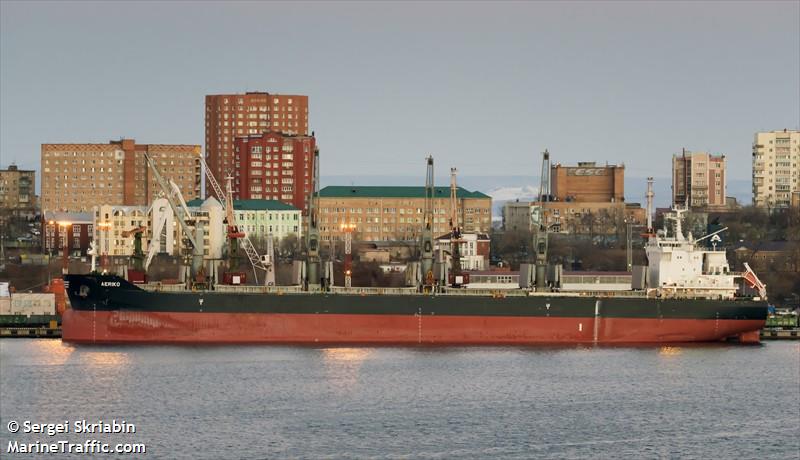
[[62, 155, 768, 345]]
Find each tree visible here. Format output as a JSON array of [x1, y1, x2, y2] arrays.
[[278, 234, 301, 260]]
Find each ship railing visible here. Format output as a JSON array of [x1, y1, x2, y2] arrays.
[[328, 286, 420, 296], [438, 288, 647, 298], [139, 283, 187, 293], [214, 285, 306, 294]]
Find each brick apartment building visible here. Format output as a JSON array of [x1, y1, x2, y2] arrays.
[[672, 149, 727, 209], [40, 139, 201, 212], [205, 92, 309, 182], [233, 132, 316, 213]]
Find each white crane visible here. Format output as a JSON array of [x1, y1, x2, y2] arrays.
[[144, 153, 204, 283]]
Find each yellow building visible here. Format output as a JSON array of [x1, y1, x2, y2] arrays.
[[318, 186, 491, 242]]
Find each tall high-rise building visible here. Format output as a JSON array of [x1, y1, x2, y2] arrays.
[[205, 92, 309, 183], [233, 132, 316, 213], [672, 150, 726, 209], [41, 139, 201, 212], [0, 164, 36, 211], [752, 129, 800, 208]]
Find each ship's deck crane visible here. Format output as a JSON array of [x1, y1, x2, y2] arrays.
[[305, 147, 323, 290], [532, 149, 551, 289], [420, 156, 435, 289], [144, 200, 170, 272], [122, 226, 147, 272], [200, 156, 274, 285], [448, 167, 464, 286], [144, 152, 204, 284]]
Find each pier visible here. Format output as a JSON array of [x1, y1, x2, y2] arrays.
[[760, 329, 800, 340]]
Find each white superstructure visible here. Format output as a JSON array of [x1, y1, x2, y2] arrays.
[[645, 207, 761, 299]]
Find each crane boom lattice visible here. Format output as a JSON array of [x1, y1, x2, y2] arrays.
[[199, 156, 269, 282]]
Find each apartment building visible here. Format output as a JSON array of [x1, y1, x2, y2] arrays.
[[41, 139, 201, 212], [318, 186, 492, 243], [205, 92, 309, 181], [752, 129, 800, 208], [41, 211, 93, 257], [672, 150, 727, 209], [0, 164, 36, 212], [232, 131, 315, 213]]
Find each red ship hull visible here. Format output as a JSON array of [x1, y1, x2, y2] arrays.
[[62, 309, 764, 345]]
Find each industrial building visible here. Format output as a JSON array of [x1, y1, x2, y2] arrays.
[[318, 186, 492, 242], [551, 162, 625, 203], [205, 92, 309, 182], [514, 159, 646, 235], [752, 129, 800, 209], [40, 139, 201, 212], [672, 149, 727, 209]]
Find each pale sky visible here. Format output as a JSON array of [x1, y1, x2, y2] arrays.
[[1, 1, 798, 187]]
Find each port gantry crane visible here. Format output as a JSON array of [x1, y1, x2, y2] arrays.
[[143, 152, 205, 285], [420, 156, 435, 290], [199, 157, 275, 285]]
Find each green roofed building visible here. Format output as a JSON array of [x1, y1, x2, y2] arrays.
[[318, 186, 492, 242], [187, 198, 301, 242]]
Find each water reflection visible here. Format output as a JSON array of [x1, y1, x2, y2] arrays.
[[36, 339, 76, 365], [321, 348, 372, 392], [0, 339, 76, 366], [80, 350, 131, 369], [659, 346, 683, 357]]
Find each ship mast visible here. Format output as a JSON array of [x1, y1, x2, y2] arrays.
[[644, 177, 655, 238]]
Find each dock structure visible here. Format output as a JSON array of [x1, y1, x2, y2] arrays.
[[0, 326, 62, 338], [760, 329, 800, 340]]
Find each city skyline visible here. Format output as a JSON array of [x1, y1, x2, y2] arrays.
[[1, 1, 798, 187]]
